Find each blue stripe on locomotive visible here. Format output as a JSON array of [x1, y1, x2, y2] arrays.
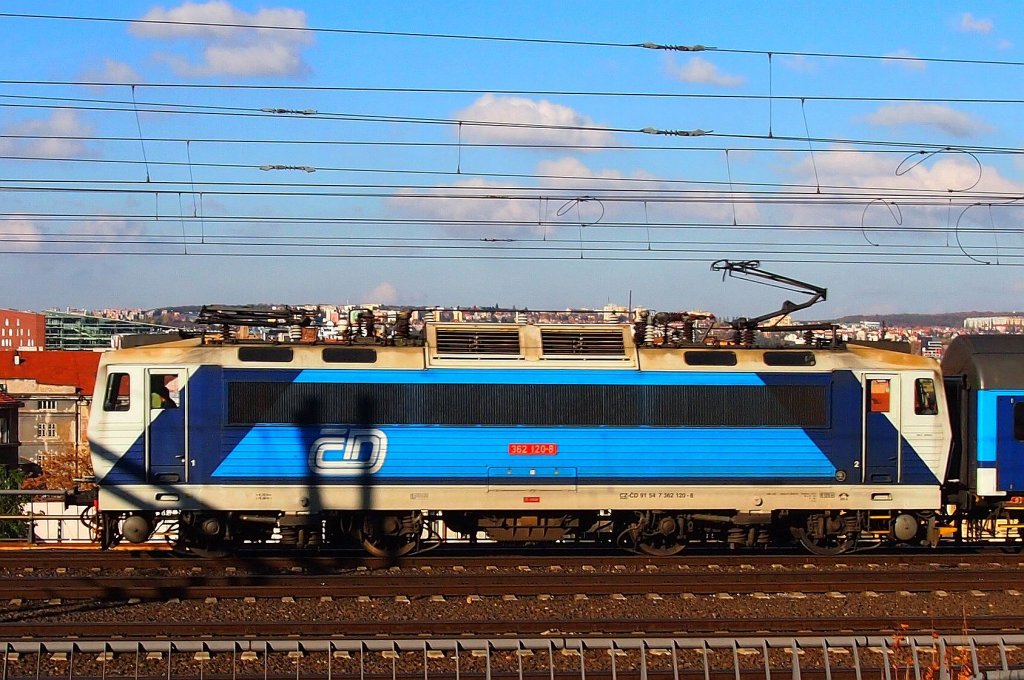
[[213, 424, 836, 483]]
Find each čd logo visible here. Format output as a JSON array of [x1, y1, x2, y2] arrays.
[[310, 428, 388, 476]]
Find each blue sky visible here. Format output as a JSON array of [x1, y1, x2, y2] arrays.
[[2, 2, 1024, 318]]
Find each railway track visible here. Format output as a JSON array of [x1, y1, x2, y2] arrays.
[[3, 549, 1022, 646], [2, 614, 1023, 638], [1, 567, 1022, 601], [0, 547, 1021, 573]]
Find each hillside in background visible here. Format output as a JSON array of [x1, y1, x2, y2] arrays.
[[827, 311, 1019, 327]]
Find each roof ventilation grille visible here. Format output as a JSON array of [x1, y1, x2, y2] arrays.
[[434, 328, 522, 356], [541, 330, 626, 357]]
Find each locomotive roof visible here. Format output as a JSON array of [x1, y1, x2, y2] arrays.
[[941, 334, 1024, 389], [97, 324, 940, 374]]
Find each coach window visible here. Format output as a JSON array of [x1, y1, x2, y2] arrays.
[[869, 379, 891, 413], [103, 372, 131, 412], [914, 378, 938, 415], [1014, 403, 1024, 441]]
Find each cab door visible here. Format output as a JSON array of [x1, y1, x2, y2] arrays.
[[146, 369, 187, 484], [864, 374, 901, 483]]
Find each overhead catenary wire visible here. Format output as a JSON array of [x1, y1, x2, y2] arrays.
[[3, 152, 1012, 199], [3, 243, 1020, 266], [6, 80, 1024, 106], [1, 96, 1022, 156], [4, 213, 1022, 238], [3, 182, 1021, 207], [3, 11, 1024, 68]]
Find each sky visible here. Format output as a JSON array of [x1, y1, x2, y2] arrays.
[[2, 2, 1024, 318]]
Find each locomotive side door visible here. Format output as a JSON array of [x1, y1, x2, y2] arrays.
[[863, 374, 901, 484], [146, 368, 187, 484]]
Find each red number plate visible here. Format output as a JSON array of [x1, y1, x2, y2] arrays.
[[508, 443, 558, 456]]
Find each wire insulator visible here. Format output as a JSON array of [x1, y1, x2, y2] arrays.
[[682, 318, 695, 344]]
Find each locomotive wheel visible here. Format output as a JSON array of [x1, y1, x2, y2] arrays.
[[358, 512, 421, 558], [636, 538, 686, 556], [179, 543, 230, 559], [360, 534, 418, 558], [173, 533, 230, 558], [793, 529, 852, 556], [792, 511, 857, 556]]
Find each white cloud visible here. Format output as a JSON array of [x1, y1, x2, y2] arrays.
[[0, 216, 43, 252], [131, 1, 312, 77], [81, 58, 144, 83], [862, 103, 993, 138], [391, 178, 541, 240], [665, 56, 744, 87], [778, 148, 1024, 259], [798, 149, 1009, 194], [882, 50, 926, 72], [389, 157, 762, 244], [452, 95, 614, 149], [0, 110, 92, 158], [366, 282, 399, 305], [778, 55, 818, 73], [958, 12, 993, 33]]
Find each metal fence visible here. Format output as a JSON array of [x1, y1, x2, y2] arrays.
[[2, 635, 1022, 680], [0, 490, 95, 544]]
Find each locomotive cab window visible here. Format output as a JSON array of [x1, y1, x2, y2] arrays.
[[868, 379, 890, 413], [149, 374, 179, 409], [914, 378, 938, 415], [103, 372, 131, 412]]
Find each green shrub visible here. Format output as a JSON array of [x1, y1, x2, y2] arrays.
[[0, 466, 26, 539]]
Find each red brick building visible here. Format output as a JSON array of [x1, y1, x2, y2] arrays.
[[0, 310, 45, 350]]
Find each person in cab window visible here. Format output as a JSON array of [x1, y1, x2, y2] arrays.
[[151, 383, 177, 409]]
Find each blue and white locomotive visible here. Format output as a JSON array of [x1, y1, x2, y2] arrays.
[[88, 305, 966, 556]]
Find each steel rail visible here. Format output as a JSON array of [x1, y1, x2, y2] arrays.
[[0, 548, 1021, 572], [1, 616, 1022, 638], [1, 569, 1021, 601]]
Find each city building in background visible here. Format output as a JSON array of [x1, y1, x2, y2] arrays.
[[0, 309, 45, 350], [0, 387, 22, 468], [963, 316, 1024, 333], [44, 310, 180, 350], [0, 350, 101, 468]]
